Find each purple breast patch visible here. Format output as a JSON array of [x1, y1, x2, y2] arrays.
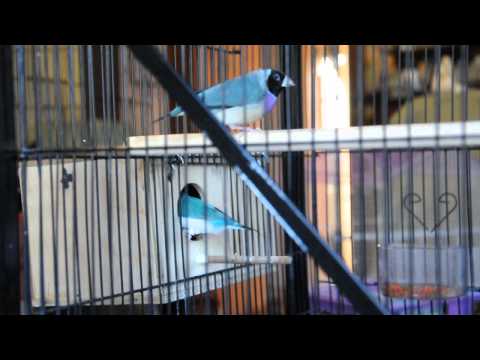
[[263, 91, 278, 113]]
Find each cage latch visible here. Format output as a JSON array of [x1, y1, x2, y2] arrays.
[[61, 168, 73, 190], [167, 154, 185, 182]]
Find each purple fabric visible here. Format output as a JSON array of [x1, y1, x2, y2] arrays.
[[310, 283, 479, 315]]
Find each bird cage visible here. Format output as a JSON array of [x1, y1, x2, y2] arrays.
[[1, 44, 480, 316]]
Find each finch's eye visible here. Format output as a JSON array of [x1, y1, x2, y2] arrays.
[[273, 73, 281, 82]]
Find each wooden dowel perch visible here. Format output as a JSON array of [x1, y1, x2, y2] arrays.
[[207, 255, 293, 265]]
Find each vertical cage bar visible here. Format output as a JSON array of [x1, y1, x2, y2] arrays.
[[0, 45, 20, 314], [281, 45, 309, 314]]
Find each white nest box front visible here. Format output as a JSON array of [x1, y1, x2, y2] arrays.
[[21, 133, 281, 307]]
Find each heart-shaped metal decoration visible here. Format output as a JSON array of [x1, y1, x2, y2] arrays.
[[402, 192, 458, 233]]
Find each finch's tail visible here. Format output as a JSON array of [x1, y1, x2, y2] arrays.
[[242, 224, 258, 233], [154, 114, 170, 123], [154, 106, 185, 123], [229, 222, 257, 233]]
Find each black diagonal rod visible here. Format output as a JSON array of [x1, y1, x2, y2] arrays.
[[128, 45, 388, 315]]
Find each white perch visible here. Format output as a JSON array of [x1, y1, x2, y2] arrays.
[[206, 255, 293, 265], [128, 121, 480, 155]]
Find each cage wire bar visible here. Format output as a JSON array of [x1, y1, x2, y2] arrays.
[[280, 45, 309, 313], [0, 45, 20, 315], [2, 44, 480, 315]]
